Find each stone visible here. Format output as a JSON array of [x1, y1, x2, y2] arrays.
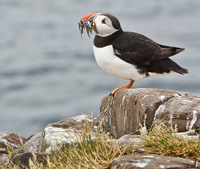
[[40, 126, 83, 153], [108, 134, 145, 154], [117, 134, 143, 146], [22, 132, 43, 153], [39, 114, 98, 153], [0, 148, 9, 167], [9, 114, 98, 167], [10, 132, 44, 165], [109, 134, 143, 146], [110, 154, 196, 169], [11, 152, 47, 168], [12, 114, 98, 155], [6, 113, 200, 168], [100, 88, 200, 138], [46, 114, 98, 130], [0, 132, 27, 149], [10, 132, 47, 168]]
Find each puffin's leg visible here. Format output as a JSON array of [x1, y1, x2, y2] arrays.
[[110, 79, 135, 95]]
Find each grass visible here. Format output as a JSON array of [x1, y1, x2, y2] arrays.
[[45, 124, 134, 169], [5, 123, 200, 168], [5, 122, 135, 169], [141, 123, 200, 162]]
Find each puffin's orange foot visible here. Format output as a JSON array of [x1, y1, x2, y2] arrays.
[[110, 79, 135, 95]]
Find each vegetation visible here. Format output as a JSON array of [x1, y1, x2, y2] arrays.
[[141, 124, 200, 162], [6, 123, 135, 169], [5, 123, 200, 168]]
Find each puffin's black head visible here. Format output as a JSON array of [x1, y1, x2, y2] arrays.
[[79, 13, 122, 37]]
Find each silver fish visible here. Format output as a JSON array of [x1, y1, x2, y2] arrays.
[[78, 21, 85, 39], [78, 20, 94, 39]]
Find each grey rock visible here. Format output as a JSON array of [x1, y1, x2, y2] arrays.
[[11, 152, 47, 169], [0, 132, 27, 149], [10, 115, 98, 168], [0, 148, 8, 154], [109, 134, 143, 147], [108, 134, 145, 154], [0, 154, 9, 167], [40, 126, 83, 153], [10, 132, 46, 168], [100, 88, 200, 138], [22, 132, 43, 153], [39, 114, 98, 153], [117, 134, 143, 145], [0, 148, 9, 167], [45, 114, 98, 130], [13, 114, 98, 155], [111, 154, 196, 169], [0, 132, 27, 167], [11, 132, 43, 164]]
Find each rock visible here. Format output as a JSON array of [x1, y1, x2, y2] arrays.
[[46, 114, 98, 130], [10, 114, 98, 167], [10, 132, 43, 159], [0, 148, 9, 167], [22, 132, 43, 153], [110, 154, 196, 169], [6, 113, 200, 168], [108, 134, 145, 154], [39, 114, 98, 153], [109, 134, 143, 146], [117, 134, 143, 146], [11, 152, 47, 168], [10, 132, 47, 168], [10, 118, 97, 168], [100, 88, 200, 138], [0, 132, 27, 149], [12, 114, 98, 155], [40, 126, 83, 153]]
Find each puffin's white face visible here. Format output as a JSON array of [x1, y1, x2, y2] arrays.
[[93, 15, 119, 37]]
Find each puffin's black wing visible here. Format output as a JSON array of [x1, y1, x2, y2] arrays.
[[113, 32, 161, 65], [113, 32, 183, 65], [113, 32, 188, 75]]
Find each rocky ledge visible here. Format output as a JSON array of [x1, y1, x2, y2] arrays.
[[101, 88, 200, 138], [1, 88, 200, 168]]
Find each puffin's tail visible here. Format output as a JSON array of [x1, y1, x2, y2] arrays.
[[147, 58, 188, 75], [167, 58, 188, 75]]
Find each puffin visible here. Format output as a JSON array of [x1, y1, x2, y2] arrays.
[[78, 13, 188, 95]]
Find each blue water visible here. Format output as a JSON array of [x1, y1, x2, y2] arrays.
[[0, 0, 200, 137]]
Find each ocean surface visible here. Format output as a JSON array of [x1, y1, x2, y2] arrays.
[[0, 0, 200, 137]]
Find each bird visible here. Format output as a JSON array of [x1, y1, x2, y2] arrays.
[[78, 13, 188, 95]]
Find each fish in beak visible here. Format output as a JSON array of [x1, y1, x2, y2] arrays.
[[78, 13, 97, 38]]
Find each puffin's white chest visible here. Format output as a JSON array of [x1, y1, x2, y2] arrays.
[[93, 45, 146, 80]]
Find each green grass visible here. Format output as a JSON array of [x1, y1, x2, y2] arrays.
[[5, 123, 200, 168]]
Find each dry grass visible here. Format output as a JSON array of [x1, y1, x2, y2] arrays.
[[45, 124, 134, 169], [6, 123, 135, 169], [141, 123, 200, 162], [5, 123, 200, 168]]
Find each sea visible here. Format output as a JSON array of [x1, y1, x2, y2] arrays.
[[0, 0, 200, 137]]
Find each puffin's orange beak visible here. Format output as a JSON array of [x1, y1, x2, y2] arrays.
[[80, 13, 97, 21]]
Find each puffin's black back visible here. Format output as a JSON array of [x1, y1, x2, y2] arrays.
[[94, 30, 188, 76]]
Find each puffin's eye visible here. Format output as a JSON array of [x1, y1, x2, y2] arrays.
[[102, 18, 106, 24]]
